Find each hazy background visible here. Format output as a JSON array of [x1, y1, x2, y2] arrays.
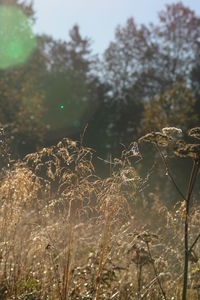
[[0, 0, 200, 181], [33, 0, 200, 53]]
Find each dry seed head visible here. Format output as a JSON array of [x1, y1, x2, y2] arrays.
[[23, 137, 95, 197], [128, 243, 153, 266], [174, 143, 200, 160], [188, 127, 200, 140], [0, 166, 42, 208], [139, 132, 171, 147], [162, 127, 182, 139]]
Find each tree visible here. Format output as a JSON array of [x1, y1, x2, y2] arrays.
[[101, 3, 200, 155], [104, 2, 200, 98], [141, 81, 199, 133], [0, 0, 46, 156], [156, 2, 200, 82], [190, 42, 200, 122], [0, 0, 34, 19], [38, 25, 99, 145], [139, 82, 199, 212]]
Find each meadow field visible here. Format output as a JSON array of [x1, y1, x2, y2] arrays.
[[0, 127, 200, 300]]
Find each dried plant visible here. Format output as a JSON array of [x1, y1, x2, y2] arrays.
[[139, 126, 200, 300], [0, 127, 200, 299]]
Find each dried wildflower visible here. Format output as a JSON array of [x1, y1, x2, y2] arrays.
[[162, 127, 182, 139], [122, 142, 141, 161], [188, 127, 200, 140], [128, 244, 153, 266], [23, 137, 95, 196], [136, 231, 158, 243], [139, 132, 171, 147], [174, 142, 200, 160]]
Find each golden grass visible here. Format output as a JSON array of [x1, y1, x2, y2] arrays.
[[0, 132, 200, 299]]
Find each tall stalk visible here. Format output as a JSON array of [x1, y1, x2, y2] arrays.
[[62, 183, 76, 300], [137, 264, 142, 299], [146, 242, 167, 300], [94, 217, 110, 300], [182, 160, 199, 300], [155, 144, 200, 299]]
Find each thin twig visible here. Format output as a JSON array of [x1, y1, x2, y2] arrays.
[[140, 277, 158, 300], [63, 183, 77, 300], [189, 233, 200, 254], [155, 144, 185, 201], [182, 160, 199, 300], [80, 124, 88, 146], [146, 242, 167, 300], [94, 217, 110, 300]]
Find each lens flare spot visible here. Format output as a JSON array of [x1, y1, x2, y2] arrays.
[[0, 5, 37, 69], [73, 120, 80, 128], [7, 41, 23, 58]]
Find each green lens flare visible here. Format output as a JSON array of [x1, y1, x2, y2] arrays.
[[0, 5, 36, 69], [73, 119, 81, 128], [43, 72, 94, 139], [7, 41, 23, 58]]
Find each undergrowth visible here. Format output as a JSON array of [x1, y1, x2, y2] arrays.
[[0, 127, 200, 299]]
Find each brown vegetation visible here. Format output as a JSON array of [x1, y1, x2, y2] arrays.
[[0, 127, 200, 299]]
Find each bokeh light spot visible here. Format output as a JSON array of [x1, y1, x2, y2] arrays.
[[0, 5, 37, 69], [43, 72, 95, 140], [7, 41, 23, 58], [73, 120, 81, 128]]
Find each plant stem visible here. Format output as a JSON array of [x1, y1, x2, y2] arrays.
[[137, 264, 142, 299], [146, 242, 167, 300], [94, 217, 110, 300], [189, 233, 200, 254], [63, 186, 76, 300], [156, 145, 185, 200], [182, 160, 199, 300]]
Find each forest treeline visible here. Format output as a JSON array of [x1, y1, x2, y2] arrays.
[[0, 0, 200, 161]]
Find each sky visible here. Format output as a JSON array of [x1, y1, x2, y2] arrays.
[[33, 0, 200, 54]]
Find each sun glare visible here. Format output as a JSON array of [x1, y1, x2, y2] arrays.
[[0, 5, 36, 69]]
